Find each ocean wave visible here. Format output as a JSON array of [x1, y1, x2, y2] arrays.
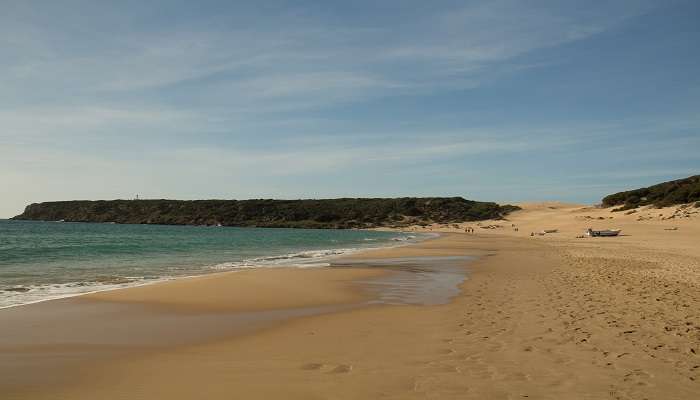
[[390, 235, 417, 242], [208, 248, 361, 270], [0, 247, 362, 308], [0, 232, 432, 309], [0, 276, 172, 309], [207, 233, 430, 271]]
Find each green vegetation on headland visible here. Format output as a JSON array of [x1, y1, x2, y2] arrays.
[[602, 175, 700, 211], [12, 198, 521, 229]]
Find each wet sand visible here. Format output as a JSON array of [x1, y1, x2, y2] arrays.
[[2, 204, 700, 399], [1, 246, 475, 399], [0, 267, 383, 395]]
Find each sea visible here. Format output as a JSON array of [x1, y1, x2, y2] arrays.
[[0, 219, 427, 309]]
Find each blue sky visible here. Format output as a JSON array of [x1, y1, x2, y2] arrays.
[[2, 0, 699, 217]]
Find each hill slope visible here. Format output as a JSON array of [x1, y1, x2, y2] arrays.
[[602, 175, 700, 210], [12, 198, 520, 229]]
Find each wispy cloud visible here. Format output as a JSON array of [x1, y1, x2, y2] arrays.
[[0, 0, 653, 111], [1, 0, 695, 217], [0, 106, 201, 145]]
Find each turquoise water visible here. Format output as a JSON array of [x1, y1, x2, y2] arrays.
[[0, 220, 423, 308]]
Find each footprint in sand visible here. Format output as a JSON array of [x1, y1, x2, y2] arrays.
[[300, 362, 353, 374], [428, 363, 461, 373], [300, 363, 325, 370], [329, 364, 353, 374]]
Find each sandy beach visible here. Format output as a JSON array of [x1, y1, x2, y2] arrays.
[[2, 203, 699, 399], [4, 1, 698, 398]]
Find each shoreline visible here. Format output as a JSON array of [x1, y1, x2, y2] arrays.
[[0, 228, 435, 310], [1, 233, 472, 398], [0, 265, 394, 395]]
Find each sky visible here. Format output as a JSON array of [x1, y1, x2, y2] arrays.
[[1, 0, 699, 217]]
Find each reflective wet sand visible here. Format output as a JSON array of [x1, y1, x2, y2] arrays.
[[335, 256, 472, 306]]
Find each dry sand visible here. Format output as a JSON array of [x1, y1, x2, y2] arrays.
[[2, 203, 699, 399]]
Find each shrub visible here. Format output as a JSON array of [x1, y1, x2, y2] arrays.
[[602, 175, 700, 208]]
